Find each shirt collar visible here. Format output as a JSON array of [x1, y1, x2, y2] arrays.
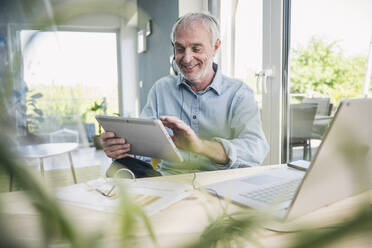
[[176, 63, 222, 95]]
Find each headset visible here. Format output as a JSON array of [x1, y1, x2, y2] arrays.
[[170, 33, 184, 121]]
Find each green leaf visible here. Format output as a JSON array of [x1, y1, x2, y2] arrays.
[[33, 108, 43, 116], [31, 92, 43, 99], [28, 98, 36, 104]]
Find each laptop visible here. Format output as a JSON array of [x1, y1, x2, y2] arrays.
[[206, 98, 372, 220]]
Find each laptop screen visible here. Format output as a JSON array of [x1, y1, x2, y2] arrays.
[[287, 98, 372, 219]]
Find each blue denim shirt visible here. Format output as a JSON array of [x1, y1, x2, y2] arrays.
[[140, 65, 269, 175]]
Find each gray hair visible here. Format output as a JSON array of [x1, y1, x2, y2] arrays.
[[170, 12, 220, 45]]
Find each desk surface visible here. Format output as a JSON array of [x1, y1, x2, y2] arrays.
[[1, 165, 371, 247]]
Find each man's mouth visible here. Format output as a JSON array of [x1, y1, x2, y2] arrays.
[[181, 64, 199, 72]]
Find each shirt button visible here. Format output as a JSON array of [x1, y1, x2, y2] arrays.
[[193, 115, 196, 119]]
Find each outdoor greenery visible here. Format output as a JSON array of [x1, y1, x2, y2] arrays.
[[290, 36, 370, 104], [29, 83, 117, 133]]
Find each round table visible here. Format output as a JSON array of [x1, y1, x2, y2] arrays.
[[11, 143, 79, 191]]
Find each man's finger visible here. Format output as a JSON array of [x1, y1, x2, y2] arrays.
[[161, 120, 176, 129], [160, 116, 185, 126], [161, 116, 188, 131], [116, 153, 134, 159], [108, 147, 131, 158], [100, 132, 115, 140], [105, 138, 126, 146], [160, 115, 180, 122], [103, 144, 130, 153]]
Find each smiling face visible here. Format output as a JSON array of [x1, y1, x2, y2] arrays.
[[174, 21, 220, 88]]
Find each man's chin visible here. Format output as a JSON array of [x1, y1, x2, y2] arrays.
[[184, 76, 202, 83], [181, 72, 202, 82]]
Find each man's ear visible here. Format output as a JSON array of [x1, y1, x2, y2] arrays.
[[170, 42, 179, 75], [213, 39, 221, 54]]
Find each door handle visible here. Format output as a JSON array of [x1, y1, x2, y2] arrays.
[[255, 68, 274, 94]]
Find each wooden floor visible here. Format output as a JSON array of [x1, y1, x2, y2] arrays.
[[0, 165, 103, 192], [0, 147, 111, 192]]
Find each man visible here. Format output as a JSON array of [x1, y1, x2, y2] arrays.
[[101, 12, 269, 176]]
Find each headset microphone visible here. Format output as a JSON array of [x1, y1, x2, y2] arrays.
[[170, 42, 179, 76]]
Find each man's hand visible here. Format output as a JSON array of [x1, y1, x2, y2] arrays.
[[160, 116, 203, 152], [100, 132, 132, 159], [160, 116, 228, 164]]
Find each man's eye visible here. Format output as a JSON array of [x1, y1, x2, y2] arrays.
[[176, 48, 184, 53], [193, 48, 201, 53]]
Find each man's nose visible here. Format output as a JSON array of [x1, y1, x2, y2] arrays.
[[183, 49, 193, 63]]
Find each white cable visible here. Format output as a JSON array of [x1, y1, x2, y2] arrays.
[[114, 168, 136, 180]]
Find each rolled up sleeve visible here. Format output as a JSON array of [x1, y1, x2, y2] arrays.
[[213, 87, 269, 169], [212, 137, 237, 169]]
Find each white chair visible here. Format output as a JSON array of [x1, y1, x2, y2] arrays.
[[303, 97, 333, 140], [49, 128, 79, 143], [303, 97, 331, 116], [289, 103, 317, 161]]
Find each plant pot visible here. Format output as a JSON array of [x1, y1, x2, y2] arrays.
[[93, 135, 103, 149], [84, 123, 96, 143]]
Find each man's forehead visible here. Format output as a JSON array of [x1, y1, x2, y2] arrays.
[[177, 19, 205, 29], [174, 41, 203, 47], [174, 20, 212, 43]]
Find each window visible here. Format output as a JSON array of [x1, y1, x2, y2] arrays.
[[20, 30, 119, 139], [234, 0, 263, 106]]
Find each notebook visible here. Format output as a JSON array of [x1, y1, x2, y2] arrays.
[[56, 178, 191, 216], [206, 98, 372, 220]]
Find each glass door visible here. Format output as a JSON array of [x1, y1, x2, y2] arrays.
[[221, 0, 284, 165], [287, 0, 372, 162]]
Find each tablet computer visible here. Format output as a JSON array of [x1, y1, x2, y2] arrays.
[[95, 115, 183, 163]]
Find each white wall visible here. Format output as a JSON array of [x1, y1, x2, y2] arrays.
[[60, 11, 140, 117], [50, 0, 137, 29], [61, 14, 122, 29], [219, 0, 237, 77], [119, 21, 139, 117], [178, 0, 208, 16]]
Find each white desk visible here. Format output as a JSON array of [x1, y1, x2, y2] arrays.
[[1, 165, 371, 247]]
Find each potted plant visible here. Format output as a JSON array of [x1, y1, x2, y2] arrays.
[[13, 88, 45, 144], [86, 98, 107, 149]]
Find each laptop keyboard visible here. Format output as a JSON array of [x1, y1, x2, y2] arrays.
[[239, 178, 302, 204]]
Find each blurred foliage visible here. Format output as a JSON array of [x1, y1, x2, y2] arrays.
[[290, 36, 370, 104], [183, 203, 372, 248], [287, 204, 372, 248], [1, 1, 372, 248], [0, 140, 102, 247], [0, 1, 157, 247], [184, 210, 265, 248]]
